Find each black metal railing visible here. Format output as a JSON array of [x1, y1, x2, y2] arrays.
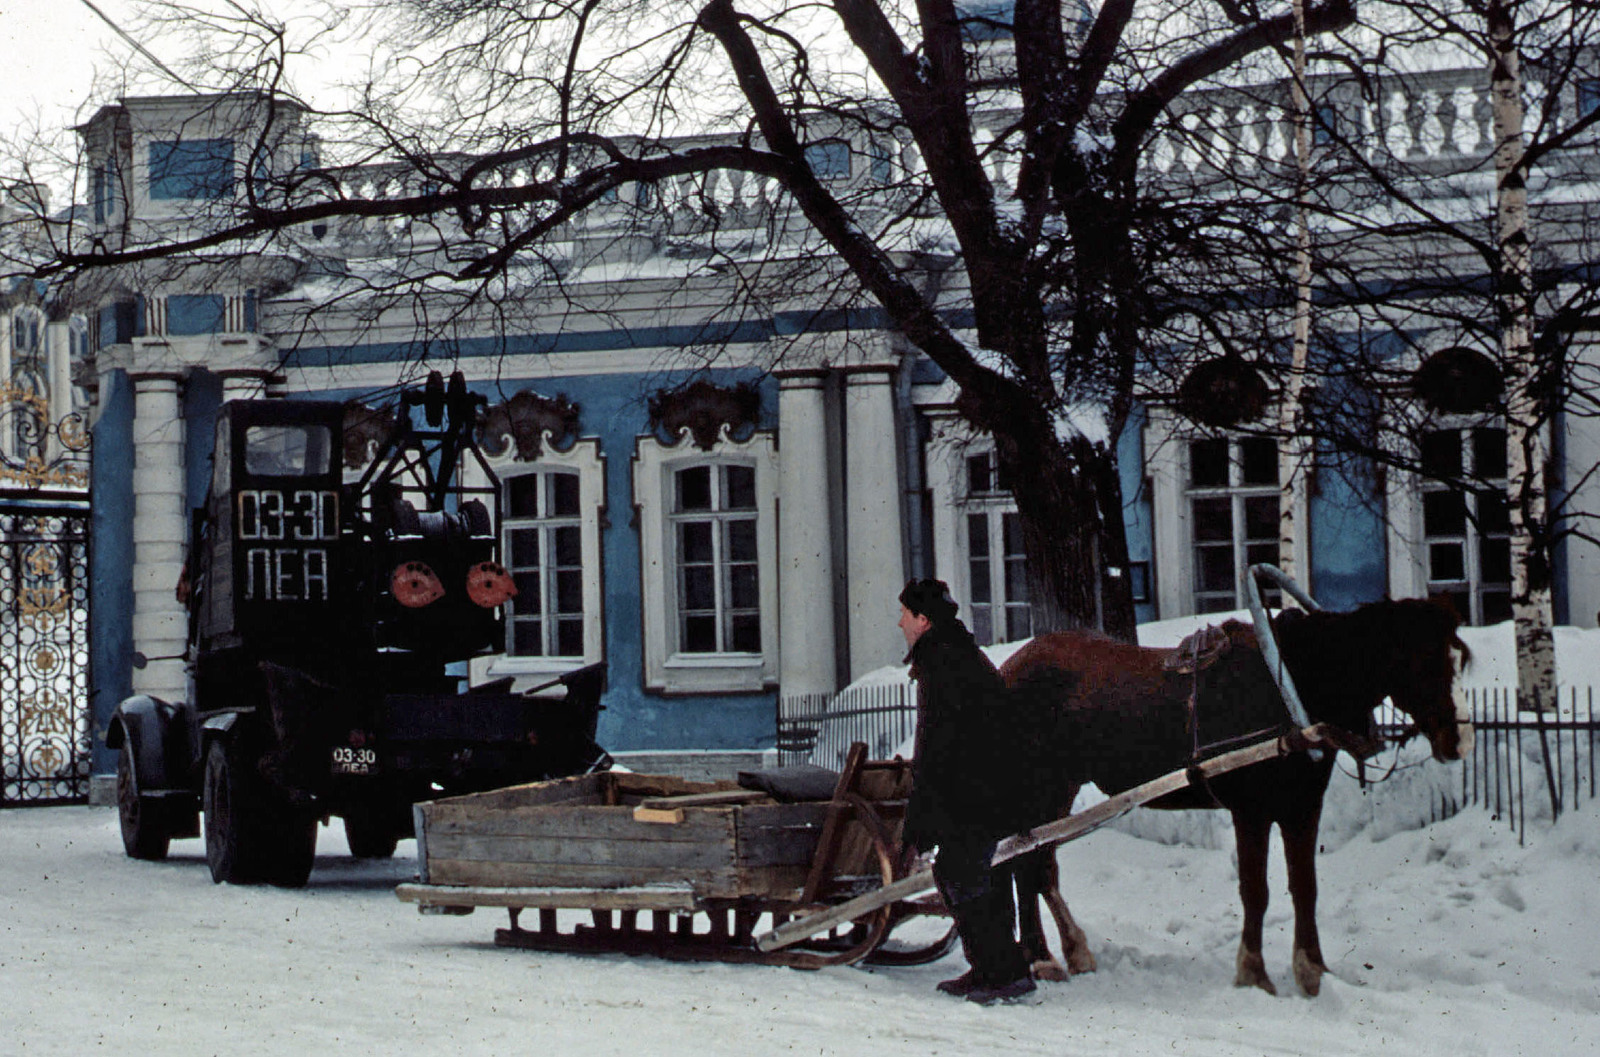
[[1374, 687, 1600, 844], [777, 684, 916, 769]]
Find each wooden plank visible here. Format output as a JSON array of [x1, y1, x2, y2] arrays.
[[421, 831, 739, 871], [990, 729, 1320, 864], [801, 742, 867, 902], [425, 858, 765, 897], [396, 882, 697, 911], [632, 806, 686, 824], [420, 774, 607, 818], [639, 789, 768, 810], [421, 805, 738, 843]]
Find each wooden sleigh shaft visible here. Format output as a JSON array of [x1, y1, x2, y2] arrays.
[[754, 723, 1351, 954]]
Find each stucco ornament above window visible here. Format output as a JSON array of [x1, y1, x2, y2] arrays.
[[477, 390, 582, 461], [647, 380, 761, 451], [1175, 354, 1269, 429], [1413, 347, 1503, 415]]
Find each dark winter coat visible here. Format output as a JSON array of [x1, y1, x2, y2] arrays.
[[902, 619, 1040, 850]]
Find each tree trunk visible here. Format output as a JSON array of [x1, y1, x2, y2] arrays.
[[988, 413, 1137, 643], [1279, 0, 1313, 593], [1488, 0, 1557, 713]]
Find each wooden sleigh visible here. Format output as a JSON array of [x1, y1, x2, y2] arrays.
[[397, 722, 1361, 969], [396, 742, 957, 969]]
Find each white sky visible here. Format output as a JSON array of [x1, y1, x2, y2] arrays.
[[0, 0, 136, 133]]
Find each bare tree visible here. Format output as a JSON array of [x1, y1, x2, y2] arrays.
[[4, 0, 1376, 640]]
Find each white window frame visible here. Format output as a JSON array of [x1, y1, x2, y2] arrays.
[[465, 438, 606, 684], [1387, 416, 1510, 626], [924, 414, 1030, 643], [924, 416, 1032, 645], [1146, 407, 1310, 618], [634, 431, 778, 694]]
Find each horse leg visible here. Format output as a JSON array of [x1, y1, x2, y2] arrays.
[[1010, 850, 1069, 981], [1231, 812, 1277, 995], [1282, 811, 1328, 996], [1037, 851, 1097, 975]]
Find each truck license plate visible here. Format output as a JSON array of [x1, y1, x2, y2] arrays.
[[331, 746, 378, 775]]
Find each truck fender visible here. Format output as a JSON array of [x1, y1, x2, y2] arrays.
[[108, 695, 195, 795]]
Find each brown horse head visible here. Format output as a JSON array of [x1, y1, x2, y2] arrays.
[[1368, 597, 1472, 762]]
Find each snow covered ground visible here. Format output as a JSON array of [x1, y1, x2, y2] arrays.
[[4, 618, 1598, 1056], [3, 800, 1597, 1056]]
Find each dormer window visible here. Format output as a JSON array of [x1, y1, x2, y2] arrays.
[[803, 140, 851, 180], [149, 138, 235, 200]]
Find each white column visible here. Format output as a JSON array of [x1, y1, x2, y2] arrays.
[[129, 373, 189, 702], [777, 369, 836, 698], [1563, 335, 1600, 628], [842, 365, 906, 680]]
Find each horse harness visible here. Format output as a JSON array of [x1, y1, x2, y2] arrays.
[[1164, 625, 1237, 807], [1161, 624, 1390, 801]]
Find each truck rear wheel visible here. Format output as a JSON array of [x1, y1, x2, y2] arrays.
[[205, 739, 318, 887], [204, 739, 262, 884], [343, 812, 399, 859], [117, 742, 171, 861], [264, 812, 318, 888]]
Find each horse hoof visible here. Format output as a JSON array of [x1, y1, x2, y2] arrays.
[[1066, 949, 1097, 975], [1031, 958, 1070, 983], [1234, 947, 1278, 996], [1293, 949, 1327, 997]]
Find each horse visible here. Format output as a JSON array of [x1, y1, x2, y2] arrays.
[[997, 597, 1471, 997]]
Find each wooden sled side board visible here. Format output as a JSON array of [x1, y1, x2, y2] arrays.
[[410, 771, 828, 899]]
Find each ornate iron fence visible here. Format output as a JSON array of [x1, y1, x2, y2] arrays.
[[0, 508, 92, 805]]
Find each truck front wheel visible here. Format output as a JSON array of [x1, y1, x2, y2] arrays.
[[117, 742, 171, 861]]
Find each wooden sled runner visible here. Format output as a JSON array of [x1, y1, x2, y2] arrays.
[[396, 743, 956, 969]]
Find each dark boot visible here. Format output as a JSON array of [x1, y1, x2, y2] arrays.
[[965, 975, 1038, 1005], [936, 969, 981, 996], [936, 902, 983, 996], [958, 892, 1034, 1005]]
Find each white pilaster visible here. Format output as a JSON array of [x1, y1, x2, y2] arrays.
[[841, 365, 906, 680], [777, 369, 836, 697], [130, 373, 189, 702], [221, 370, 273, 402]]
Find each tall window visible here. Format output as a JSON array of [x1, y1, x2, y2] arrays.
[[963, 451, 1031, 645], [634, 432, 778, 693], [672, 463, 761, 653], [1420, 425, 1510, 625], [1187, 435, 1280, 612], [505, 469, 586, 658]]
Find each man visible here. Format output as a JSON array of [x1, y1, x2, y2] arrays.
[[898, 578, 1036, 1004]]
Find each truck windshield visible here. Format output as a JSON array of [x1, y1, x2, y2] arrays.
[[244, 424, 333, 477]]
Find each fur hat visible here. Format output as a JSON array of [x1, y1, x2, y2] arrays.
[[899, 578, 959, 625]]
